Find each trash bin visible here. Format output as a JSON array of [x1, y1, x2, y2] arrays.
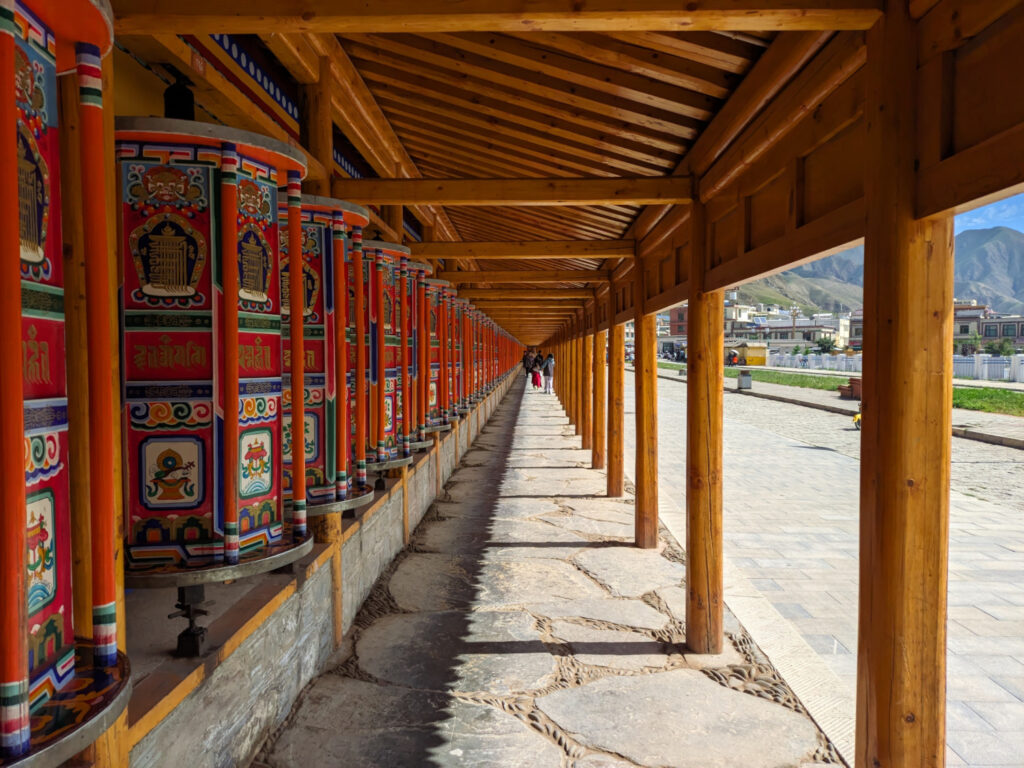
[[737, 369, 752, 390]]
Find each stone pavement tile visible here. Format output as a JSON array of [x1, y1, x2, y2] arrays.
[[474, 559, 608, 606], [390, 552, 478, 611], [750, 578, 782, 591], [538, 512, 633, 540], [535, 670, 822, 768], [963, 656, 1024, 676], [947, 729, 1024, 766], [655, 585, 687, 622], [266, 676, 563, 768], [993, 676, 1024, 701], [967, 700, 1024, 732], [572, 546, 684, 598], [947, 700, 997, 733], [801, 634, 852, 655], [772, 602, 812, 620], [572, 755, 636, 768], [526, 598, 670, 632], [549, 622, 677, 671], [357, 610, 557, 695], [947, 675, 1022, 703]]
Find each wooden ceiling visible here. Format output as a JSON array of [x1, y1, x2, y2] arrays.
[[339, 30, 773, 243]]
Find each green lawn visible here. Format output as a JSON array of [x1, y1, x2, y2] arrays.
[[952, 388, 1024, 417]]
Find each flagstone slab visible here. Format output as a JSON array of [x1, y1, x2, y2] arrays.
[[357, 611, 557, 695], [539, 513, 634, 540], [550, 622, 677, 671], [573, 547, 685, 598], [526, 598, 670, 632], [267, 677, 562, 768], [535, 670, 821, 768], [474, 559, 607, 606], [389, 553, 478, 611]]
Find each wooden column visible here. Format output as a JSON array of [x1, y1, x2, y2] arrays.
[[385, 205, 404, 242], [581, 327, 593, 450], [573, 333, 583, 433], [303, 56, 332, 197], [633, 263, 658, 549], [856, 4, 953, 767], [592, 326, 607, 469], [607, 317, 625, 497], [686, 200, 724, 654]]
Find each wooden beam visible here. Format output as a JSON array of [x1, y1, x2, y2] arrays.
[[112, 2, 884, 34], [437, 270, 610, 284], [340, 177, 691, 207], [459, 289, 594, 300], [685, 201, 724, 655], [700, 31, 867, 202], [411, 240, 634, 260], [857, 4, 952, 766]]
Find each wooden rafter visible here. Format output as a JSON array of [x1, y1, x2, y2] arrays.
[[112, 1, 884, 34], [411, 240, 633, 260], [336, 177, 691, 206], [438, 270, 610, 283]]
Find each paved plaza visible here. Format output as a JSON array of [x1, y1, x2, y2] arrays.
[[623, 371, 1024, 768], [262, 381, 842, 767]]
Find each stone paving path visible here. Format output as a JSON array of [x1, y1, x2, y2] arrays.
[[623, 371, 1024, 768], [262, 379, 842, 768]]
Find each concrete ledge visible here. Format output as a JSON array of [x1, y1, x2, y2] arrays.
[[126, 373, 516, 768]]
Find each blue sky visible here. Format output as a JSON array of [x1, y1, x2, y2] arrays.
[[954, 192, 1024, 234]]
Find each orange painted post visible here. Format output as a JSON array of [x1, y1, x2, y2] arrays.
[[417, 268, 428, 440], [287, 172, 306, 536], [334, 219, 349, 498], [400, 258, 411, 456], [686, 201, 724, 653], [220, 143, 241, 563], [353, 229, 367, 489], [633, 262, 658, 549], [0, 15, 30, 757], [77, 43, 118, 662], [439, 289, 449, 421], [374, 248, 386, 461], [607, 321, 625, 496], [593, 327, 607, 469]]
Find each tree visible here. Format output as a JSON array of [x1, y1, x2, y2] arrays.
[[983, 338, 1015, 356], [961, 331, 983, 355], [815, 337, 836, 354]]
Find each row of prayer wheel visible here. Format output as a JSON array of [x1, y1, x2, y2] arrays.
[[1, 7, 517, 753], [118, 117, 513, 574]]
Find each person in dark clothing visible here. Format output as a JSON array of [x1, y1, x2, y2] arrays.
[[541, 353, 555, 394], [523, 349, 534, 378], [533, 351, 544, 371]]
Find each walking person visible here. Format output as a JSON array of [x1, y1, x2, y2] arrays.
[[541, 353, 555, 394], [522, 348, 533, 379]]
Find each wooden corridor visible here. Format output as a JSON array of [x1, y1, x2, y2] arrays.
[[4, 3, 1023, 766]]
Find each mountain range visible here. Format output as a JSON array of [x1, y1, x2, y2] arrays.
[[735, 226, 1024, 315]]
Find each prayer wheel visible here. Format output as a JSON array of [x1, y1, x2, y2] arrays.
[[403, 260, 432, 452], [361, 240, 411, 469], [279, 195, 369, 509], [117, 118, 311, 573], [2, 0, 132, 762], [423, 278, 449, 428]]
